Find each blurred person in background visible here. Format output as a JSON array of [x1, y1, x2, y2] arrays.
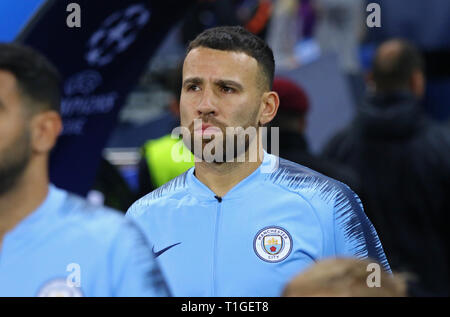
[[138, 64, 194, 197], [323, 39, 450, 296], [181, 0, 273, 47], [266, 0, 300, 70], [283, 258, 407, 297], [314, 0, 366, 104], [269, 76, 360, 193], [266, 0, 319, 70], [181, 0, 240, 47], [366, 0, 450, 123], [0, 43, 169, 297]]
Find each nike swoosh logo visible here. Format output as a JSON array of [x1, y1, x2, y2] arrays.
[[152, 242, 181, 258]]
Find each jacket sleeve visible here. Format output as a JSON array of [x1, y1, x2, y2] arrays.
[[332, 184, 391, 273]]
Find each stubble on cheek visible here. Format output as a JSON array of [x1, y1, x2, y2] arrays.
[[0, 128, 32, 195]]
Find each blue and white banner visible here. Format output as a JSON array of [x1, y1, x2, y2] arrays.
[[18, 0, 194, 196]]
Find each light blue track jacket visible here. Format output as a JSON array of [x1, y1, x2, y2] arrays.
[[0, 185, 169, 297], [127, 152, 390, 296]]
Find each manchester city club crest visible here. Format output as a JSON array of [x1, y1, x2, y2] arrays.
[[37, 278, 83, 297], [254, 226, 292, 263]]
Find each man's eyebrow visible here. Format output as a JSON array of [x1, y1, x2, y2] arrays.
[[182, 77, 244, 91], [183, 77, 203, 87], [0, 99, 4, 110], [214, 79, 243, 91]]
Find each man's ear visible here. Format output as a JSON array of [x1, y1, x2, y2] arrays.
[[30, 111, 62, 154], [409, 70, 425, 98], [366, 71, 376, 92], [259, 91, 279, 126], [169, 97, 181, 118]]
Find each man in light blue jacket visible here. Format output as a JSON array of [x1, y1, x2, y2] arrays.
[[0, 43, 169, 297], [127, 26, 390, 297]]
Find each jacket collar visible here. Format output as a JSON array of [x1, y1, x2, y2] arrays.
[[186, 151, 278, 202]]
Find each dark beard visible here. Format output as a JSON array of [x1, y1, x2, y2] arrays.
[[185, 114, 258, 163], [0, 129, 32, 195]]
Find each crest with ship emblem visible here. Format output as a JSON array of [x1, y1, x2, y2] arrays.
[[254, 226, 292, 263]]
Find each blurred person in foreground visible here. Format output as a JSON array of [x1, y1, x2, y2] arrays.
[[283, 258, 407, 297], [0, 43, 169, 297], [269, 77, 360, 193], [323, 39, 450, 296], [127, 26, 390, 297]]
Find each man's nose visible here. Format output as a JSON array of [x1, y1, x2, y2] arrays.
[[196, 88, 217, 117]]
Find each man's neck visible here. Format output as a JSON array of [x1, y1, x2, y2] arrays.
[[0, 166, 49, 246], [194, 145, 264, 198]]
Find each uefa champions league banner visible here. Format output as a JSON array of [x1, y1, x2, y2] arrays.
[[17, 0, 194, 196]]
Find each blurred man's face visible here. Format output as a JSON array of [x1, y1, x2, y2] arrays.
[[0, 70, 32, 195], [180, 47, 264, 162]]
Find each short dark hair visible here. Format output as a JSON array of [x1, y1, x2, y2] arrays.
[[372, 39, 424, 93], [0, 43, 61, 113], [187, 26, 275, 90]]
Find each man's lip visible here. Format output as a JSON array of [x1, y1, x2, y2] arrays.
[[194, 124, 220, 132], [202, 124, 214, 131]]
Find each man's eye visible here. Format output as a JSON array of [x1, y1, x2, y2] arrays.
[[221, 86, 235, 93], [187, 85, 200, 91]]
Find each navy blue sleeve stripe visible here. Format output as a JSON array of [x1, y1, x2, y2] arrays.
[[334, 186, 390, 272]]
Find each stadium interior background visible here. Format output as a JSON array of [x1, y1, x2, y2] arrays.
[[1, 0, 449, 212]]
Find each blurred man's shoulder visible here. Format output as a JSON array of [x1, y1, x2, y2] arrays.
[[55, 189, 141, 248]]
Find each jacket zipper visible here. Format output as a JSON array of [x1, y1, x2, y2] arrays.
[[212, 195, 222, 296]]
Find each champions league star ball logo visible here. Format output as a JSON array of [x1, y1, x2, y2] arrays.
[[254, 226, 292, 263], [85, 4, 151, 67]]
